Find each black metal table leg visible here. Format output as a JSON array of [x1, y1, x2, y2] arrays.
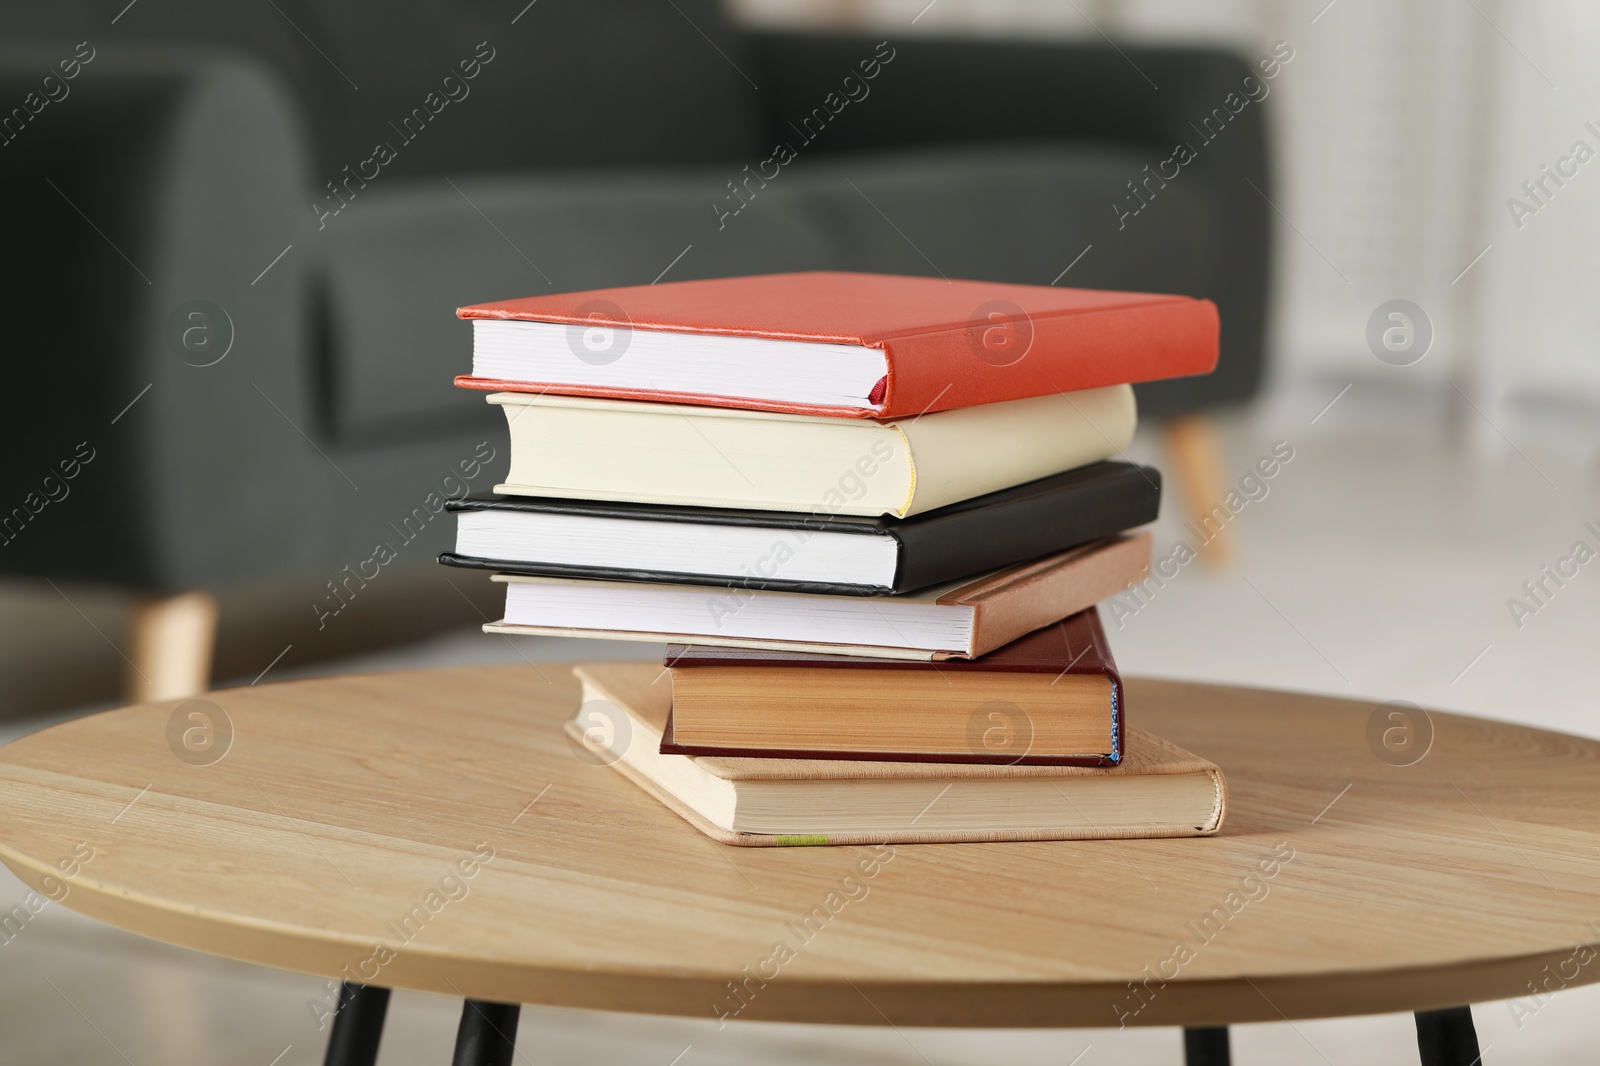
[[1183, 1026, 1231, 1065], [1416, 1006, 1482, 1066], [452, 1000, 520, 1066], [322, 982, 391, 1066]]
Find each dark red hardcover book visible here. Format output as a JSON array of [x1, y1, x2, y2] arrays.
[[659, 607, 1125, 766]]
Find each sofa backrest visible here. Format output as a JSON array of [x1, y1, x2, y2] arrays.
[[0, 0, 764, 177], [302, 0, 764, 178]]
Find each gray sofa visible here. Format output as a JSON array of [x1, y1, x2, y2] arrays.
[[0, 1, 1267, 608]]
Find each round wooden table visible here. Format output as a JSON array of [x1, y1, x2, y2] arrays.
[[2, 666, 1598, 1066]]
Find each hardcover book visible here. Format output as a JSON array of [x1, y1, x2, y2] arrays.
[[456, 271, 1218, 418], [484, 532, 1151, 661], [661, 607, 1124, 765], [570, 662, 1227, 847], [485, 386, 1134, 518], [440, 461, 1161, 595]]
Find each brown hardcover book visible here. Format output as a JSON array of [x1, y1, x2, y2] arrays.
[[486, 532, 1150, 661], [661, 607, 1124, 766], [569, 663, 1228, 847]]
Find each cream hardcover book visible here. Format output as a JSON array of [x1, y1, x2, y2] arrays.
[[488, 385, 1136, 518]]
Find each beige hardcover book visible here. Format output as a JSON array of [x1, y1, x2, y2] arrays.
[[569, 663, 1228, 847], [487, 532, 1150, 661], [488, 385, 1135, 518]]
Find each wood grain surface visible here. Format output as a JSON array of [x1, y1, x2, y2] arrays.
[[1, 665, 1598, 1028]]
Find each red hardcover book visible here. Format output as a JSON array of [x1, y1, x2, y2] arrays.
[[456, 271, 1218, 419], [658, 606, 1126, 766]]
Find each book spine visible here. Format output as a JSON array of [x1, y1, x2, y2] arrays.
[[658, 738, 1116, 766]]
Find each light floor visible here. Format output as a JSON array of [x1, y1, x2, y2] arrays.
[[3, 408, 1598, 1065]]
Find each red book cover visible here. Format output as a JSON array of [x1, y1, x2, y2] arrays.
[[456, 271, 1218, 419]]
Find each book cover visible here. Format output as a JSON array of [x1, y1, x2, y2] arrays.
[[570, 663, 1228, 847], [439, 461, 1160, 595], [457, 271, 1218, 418], [660, 607, 1124, 765], [483, 386, 1135, 519], [485, 532, 1151, 661]]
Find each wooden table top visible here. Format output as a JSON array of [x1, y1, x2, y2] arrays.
[[2, 665, 1598, 1029]]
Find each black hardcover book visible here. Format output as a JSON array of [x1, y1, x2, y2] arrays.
[[439, 461, 1160, 596]]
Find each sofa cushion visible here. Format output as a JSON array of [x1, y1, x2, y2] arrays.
[[321, 143, 1222, 438], [792, 142, 1215, 304], [320, 169, 847, 441]]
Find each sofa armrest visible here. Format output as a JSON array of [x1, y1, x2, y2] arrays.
[[0, 42, 322, 590], [744, 31, 1275, 413]]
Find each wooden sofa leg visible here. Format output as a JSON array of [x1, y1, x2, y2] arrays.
[[126, 591, 218, 702], [1162, 415, 1233, 568]]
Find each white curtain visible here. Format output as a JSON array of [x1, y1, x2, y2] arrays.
[[732, 0, 1600, 453]]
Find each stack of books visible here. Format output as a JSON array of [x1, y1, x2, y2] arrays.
[[442, 271, 1228, 846]]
